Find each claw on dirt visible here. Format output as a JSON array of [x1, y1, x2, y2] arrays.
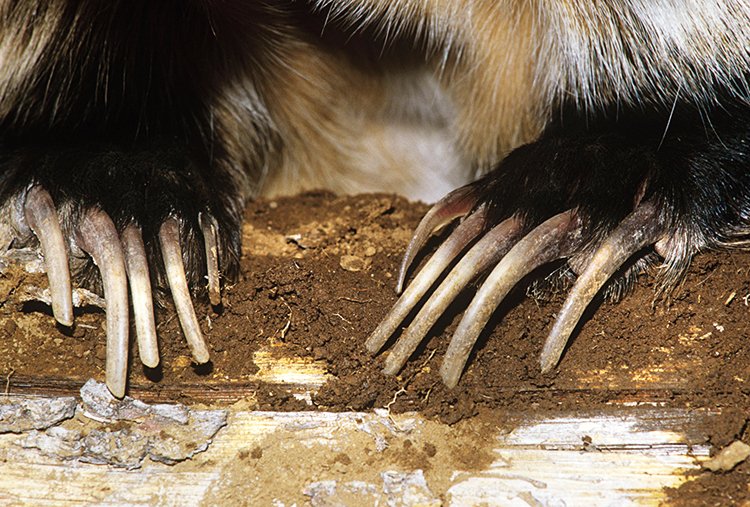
[[159, 218, 210, 364], [199, 213, 221, 306], [76, 209, 130, 399], [381, 214, 525, 376], [366, 207, 487, 355], [23, 186, 74, 327], [540, 202, 664, 374], [122, 224, 159, 368], [397, 185, 481, 293], [440, 210, 583, 388]]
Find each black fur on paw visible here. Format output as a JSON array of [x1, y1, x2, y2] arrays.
[[0, 143, 242, 397], [368, 98, 750, 387]]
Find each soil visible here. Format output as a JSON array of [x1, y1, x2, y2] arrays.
[[2, 191, 750, 504]]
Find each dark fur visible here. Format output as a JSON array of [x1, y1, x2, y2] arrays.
[[0, 1, 284, 295], [479, 93, 750, 292], [2, 0, 750, 329]]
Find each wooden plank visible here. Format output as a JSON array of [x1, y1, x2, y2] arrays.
[[447, 411, 709, 506], [0, 391, 713, 506]]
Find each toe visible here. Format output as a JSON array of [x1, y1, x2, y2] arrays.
[[159, 217, 210, 365], [75, 208, 130, 399]]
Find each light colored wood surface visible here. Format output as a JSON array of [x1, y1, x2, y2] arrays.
[[0, 395, 711, 506]]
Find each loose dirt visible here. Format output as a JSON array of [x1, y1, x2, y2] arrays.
[[2, 191, 750, 504]]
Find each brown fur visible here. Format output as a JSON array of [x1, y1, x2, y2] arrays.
[[314, 0, 750, 170], [2, 0, 749, 205]]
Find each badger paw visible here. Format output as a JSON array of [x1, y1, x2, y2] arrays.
[[1, 146, 241, 397], [368, 127, 750, 387]]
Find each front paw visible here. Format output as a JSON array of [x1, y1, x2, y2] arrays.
[[369, 130, 750, 387], [0, 146, 242, 397]]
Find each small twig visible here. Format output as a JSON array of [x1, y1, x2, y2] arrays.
[[5, 369, 14, 397], [383, 349, 438, 421], [385, 387, 409, 431], [338, 297, 373, 304], [275, 300, 292, 342], [385, 387, 407, 413], [279, 317, 291, 341], [417, 349, 438, 371], [332, 313, 351, 324], [423, 384, 436, 404], [725, 291, 737, 306]]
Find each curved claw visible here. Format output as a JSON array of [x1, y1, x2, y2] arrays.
[[10, 186, 221, 395], [366, 207, 487, 354], [540, 202, 664, 373], [440, 210, 583, 388], [122, 224, 159, 368], [382, 215, 524, 376], [397, 185, 480, 293], [199, 213, 221, 306], [23, 187, 74, 327], [76, 209, 130, 399], [159, 218, 210, 364]]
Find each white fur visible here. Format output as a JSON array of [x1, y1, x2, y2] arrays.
[[315, 0, 750, 111], [537, 0, 750, 109]]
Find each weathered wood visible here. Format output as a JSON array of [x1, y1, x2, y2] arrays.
[[0, 394, 713, 506], [0, 341, 725, 506]]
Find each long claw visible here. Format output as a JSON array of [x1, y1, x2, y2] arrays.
[[397, 185, 480, 293], [540, 202, 663, 373], [122, 224, 159, 368], [366, 207, 487, 354], [23, 187, 74, 327], [381, 215, 524, 376], [75, 209, 129, 399], [159, 218, 210, 364], [440, 211, 583, 388], [199, 213, 221, 306]]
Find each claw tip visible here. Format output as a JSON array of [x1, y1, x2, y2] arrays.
[[141, 356, 160, 369], [539, 352, 558, 375], [381, 355, 401, 376], [55, 313, 74, 328], [193, 349, 211, 365], [364, 334, 384, 355], [106, 379, 126, 399], [438, 360, 463, 389]]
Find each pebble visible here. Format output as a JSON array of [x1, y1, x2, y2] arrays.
[[340, 255, 366, 272]]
